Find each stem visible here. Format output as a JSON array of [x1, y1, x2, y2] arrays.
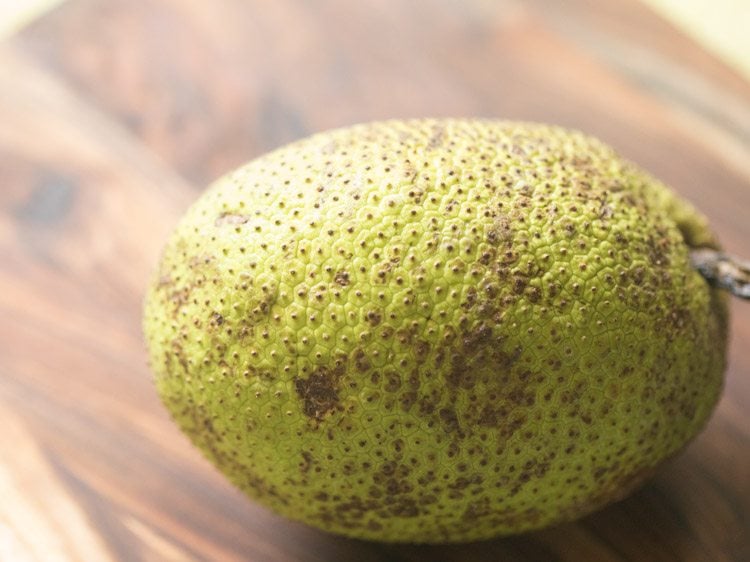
[[691, 248, 750, 299]]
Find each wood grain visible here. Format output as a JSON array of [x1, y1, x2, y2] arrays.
[[1, 0, 748, 560]]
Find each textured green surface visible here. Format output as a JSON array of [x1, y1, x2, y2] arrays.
[[143, 120, 727, 543]]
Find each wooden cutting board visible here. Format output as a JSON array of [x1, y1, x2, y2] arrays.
[[1, 1, 748, 560]]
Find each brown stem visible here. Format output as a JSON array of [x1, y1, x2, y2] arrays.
[[691, 248, 750, 299]]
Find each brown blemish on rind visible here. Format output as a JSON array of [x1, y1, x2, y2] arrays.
[[353, 349, 371, 372], [294, 367, 343, 421], [446, 332, 520, 390], [438, 408, 460, 432], [300, 451, 314, 473], [561, 463, 660, 522], [165, 338, 189, 376], [215, 212, 251, 226], [366, 310, 382, 326], [334, 270, 350, 286], [486, 215, 513, 245], [427, 125, 445, 150]]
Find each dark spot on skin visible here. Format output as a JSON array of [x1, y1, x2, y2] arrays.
[[486, 215, 512, 245], [441, 318, 528, 437], [512, 276, 527, 294], [189, 253, 215, 268], [312, 460, 425, 527], [463, 324, 493, 353], [396, 327, 415, 345], [477, 404, 506, 427], [447, 336, 521, 391], [400, 391, 417, 411], [334, 270, 350, 286], [631, 266, 645, 284], [353, 349, 371, 372], [211, 312, 224, 326], [449, 474, 483, 491], [414, 340, 430, 360], [446, 353, 471, 389], [366, 310, 382, 326], [294, 366, 343, 421], [384, 371, 402, 392], [439, 408, 460, 432], [526, 286, 542, 303], [155, 249, 221, 318], [380, 326, 394, 339], [462, 498, 493, 521], [407, 188, 425, 203], [645, 233, 671, 267], [300, 452, 314, 473], [462, 287, 478, 309], [215, 212, 251, 226], [562, 463, 660, 521], [375, 258, 400, 282], [388, 498, 420, 518], [434, 348, 446, 368], [478, 249, 495, 265], [427, 125, 445, 150], [320, 138, 338, 154], [14, 173, 76, 226], [244, 473, 288, 504], [317, 496, 382, 527], [165, 339, 189, 376], [418, 397, 435, 415], [175, 400, 292, 506]]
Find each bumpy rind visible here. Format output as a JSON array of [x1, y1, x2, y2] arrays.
[[143, 119, 728, 543]]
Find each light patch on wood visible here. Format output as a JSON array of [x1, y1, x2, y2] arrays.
[[0, 0, 67, 39], [641, 0, 750, 80], [0, 404, 114, 562], [123, 517, 191, 562]]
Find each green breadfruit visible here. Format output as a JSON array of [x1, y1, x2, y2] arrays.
[[144, 119, 727, 543]]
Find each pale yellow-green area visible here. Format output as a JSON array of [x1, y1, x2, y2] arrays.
[[643, 0, 750, 80], [0, 0, 66, 39], [144, 120, 728, 543]]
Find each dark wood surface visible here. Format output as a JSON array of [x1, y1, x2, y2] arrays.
[[1, 1, 748, 560]]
